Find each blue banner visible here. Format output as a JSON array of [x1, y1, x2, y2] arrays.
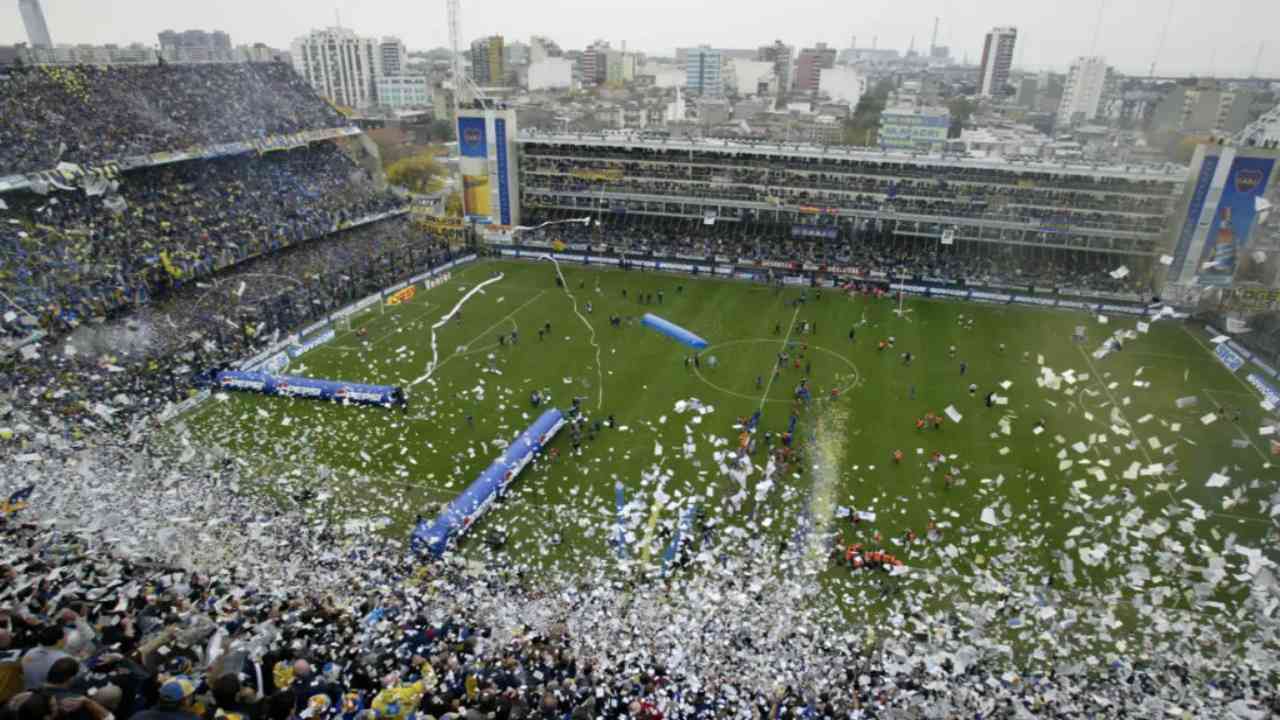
[[288, 328, 336, 359], [458, 117, 487, 158], [791, 224, 838, 240], [1169, 155, 1219, 282], [411, 408, 566, 556], [1247, 373, 1280, 407], [215, 371, 404, 407], [495, 117, 511, 226], [1198, 156, 1276, 284], [1215, 343, 1245, 372]]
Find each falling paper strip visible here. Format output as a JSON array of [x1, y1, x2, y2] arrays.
[[1206, 473, 1230, 488], [1136, 322, 1150, 334], [1109, 266, 1130, 279], [1201, 413, 1217, 425], [1210, 335, 1229, 344], [1159, 254, 1174, 265], [980, 507, 999, 525], [944, 405, 963, 423]]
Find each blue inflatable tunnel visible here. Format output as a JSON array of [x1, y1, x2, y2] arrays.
[[411, 408, 567, 557], [641, 313, 709, 350], [214, 370, 405, 407]]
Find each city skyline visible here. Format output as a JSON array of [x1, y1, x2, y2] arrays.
[[1, 0, 1278, 78]]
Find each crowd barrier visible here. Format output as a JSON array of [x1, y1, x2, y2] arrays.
[[493, 247, 1153, 317], [0, 127, 364, 194], [1205, 324, 1280, 381], [161, 255, 477, 424], [411, 408, 567, 557], [214, 370, 405, 407]]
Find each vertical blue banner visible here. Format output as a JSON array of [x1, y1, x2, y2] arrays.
[[1168, 155, 1218, 282], [495, 118, 511, 226]]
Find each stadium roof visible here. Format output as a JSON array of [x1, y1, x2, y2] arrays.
[[517, 131, 1190, 183]]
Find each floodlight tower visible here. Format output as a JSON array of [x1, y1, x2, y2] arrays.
[[447, 0, 462, 117]]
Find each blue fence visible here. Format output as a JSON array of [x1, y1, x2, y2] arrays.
[[214, 370, 405, 407]]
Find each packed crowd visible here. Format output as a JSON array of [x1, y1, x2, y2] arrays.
[[2, 437, 1278, 720], [0, 63, 348, 176], [522, 172, 1166, 235], [0, 217, 451, 440], [4, 66, 1274, 720], [517, 212, 1151, 297], [521, 140, 1179, 210], [521, 158, 1172, 226], [1, 143, 403, 334]]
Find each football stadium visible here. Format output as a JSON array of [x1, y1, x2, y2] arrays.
[[3, 60, 1280, 719]]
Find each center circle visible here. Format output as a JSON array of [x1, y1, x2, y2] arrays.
[[691, 338, 861, 403]]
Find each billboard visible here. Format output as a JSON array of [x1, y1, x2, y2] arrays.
[[458, 116, 491, 221], [456, 110, 519, 226], [1167, 145, 1279, 287], [1197, 156, 1275, 285]]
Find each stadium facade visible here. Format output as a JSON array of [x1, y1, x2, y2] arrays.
[[515, 133, 1187, 266]]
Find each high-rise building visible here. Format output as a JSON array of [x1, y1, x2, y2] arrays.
[[879, 106, 951, 152], [756, 40, 793, 95], [528, 58, 573, 90], [685, 46, 723, 97], [977, 26, 1017, 97], [1056, 56, 1113, 127], [380, 37, 407, 76], [795, 43, 837, 94], [530, 36, 561, 64], [1016, 75, 1039, 108], [158, 29, 233, 62], [291, 27, 381, 109], [818, 65, 865, 108], [1152, 82, 1254, 135], [376, 75, 430, 109], [18, 0, 53, 48], [604, 50, 636, 85], [582, 40, 610, 86], [470, 35, 507, 86], [504, 41, 530, 68]]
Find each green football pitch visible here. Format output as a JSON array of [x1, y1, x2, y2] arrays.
[[181, 258, 1276, 650]]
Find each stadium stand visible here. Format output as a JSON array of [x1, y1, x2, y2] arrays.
[[517, 133, 1187, 295], [1, 144, 402, 331], [512, 211, 1149, 296], [2, 480, 1278, 719], [2, 64, 1278, 720], [0, 63, 348, 175], [0, 216, 449, 435]]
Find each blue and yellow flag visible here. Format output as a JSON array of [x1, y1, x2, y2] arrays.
[[159, 251, 182, 279], [1, 484, 34, 515]]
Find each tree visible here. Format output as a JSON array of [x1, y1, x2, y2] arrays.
[[386, 153, 447, 194], [366, 127, 416, 167], [426, 119, 455, 143], [841, 80, 893, 146], [946, 97, 976, 139], [445, 191, 463, 217]]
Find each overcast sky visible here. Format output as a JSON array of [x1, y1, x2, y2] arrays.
[[3, 0, 1277, 77]]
